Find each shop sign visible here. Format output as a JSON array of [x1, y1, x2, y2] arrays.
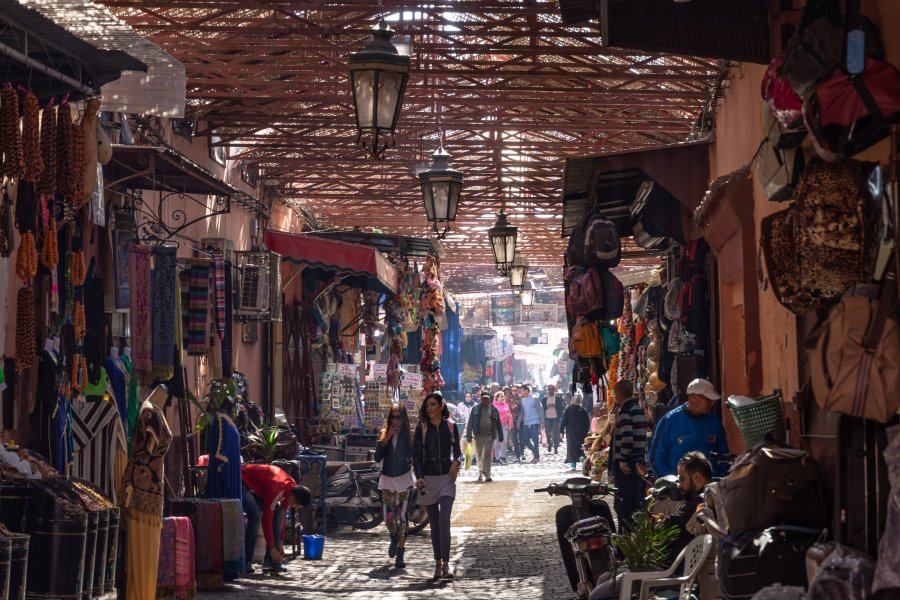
[[401, 372, 423, 389], [336, 363, 358, 379], [372, 364, 389, 381], [519, 303, 558, 324]]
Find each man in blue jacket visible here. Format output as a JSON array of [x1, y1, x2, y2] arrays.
[[649, 378, 730, 478]]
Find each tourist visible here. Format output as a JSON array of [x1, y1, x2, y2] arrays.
[[413, 393, 462, 579], [493, 391, 513, 465], [374, 403, 415, 569], [542, 384, 564, 455], [517, 384, 544, 463], [560, 392, 590, 470], [455, 392, 475, 460], [611, 380, 649, 532], [507, 390, 525, 462], [241, 463, 312, 573], [466, 392, 503, 482], [649, 378, 729, 477]]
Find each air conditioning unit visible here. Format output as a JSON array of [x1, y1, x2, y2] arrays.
[[234, 251, 281, 322], [200, 237, 234, 262]]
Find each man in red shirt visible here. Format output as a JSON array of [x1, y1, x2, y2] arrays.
[[241, 463, 311, 573]]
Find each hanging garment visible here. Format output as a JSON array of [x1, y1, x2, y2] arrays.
[[120, 354, 139, 456], [105, 354, 128, 426], [71, 397, 127, 500], [31, 347, 61, 462], [188, 260, 211, 356], [129, 245, 153, 380], [205, 413, 242, 502], [221, 262, 234, 376], [84, 259, 106, 366], [213, 252, 226, 340], [152, 246, 177, 381]]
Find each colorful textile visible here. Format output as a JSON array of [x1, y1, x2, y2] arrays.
[[187, 261, 210, 356], [120, 354, 138, 456], [195, 500, 224, 586], [128, 245, 153, 379], [220, 499, 245, 579], [151, 246, 177, 381], [157, 516, 196, 600], [105, 355, 128, 426], [213, 252, 225, 341], [205, 413, 242, 502], [382, 489, 410, 549], [71, 397, 122, 500]]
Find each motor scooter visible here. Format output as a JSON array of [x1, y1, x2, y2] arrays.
[[536, 478, 617, 600], [322, 461, 384, 529]]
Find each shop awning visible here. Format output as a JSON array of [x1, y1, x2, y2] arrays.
[[264, 231, 399, 295], [0, 1, 185, 114], [307, 230, 444, 259], [562, 141, 711, 243]]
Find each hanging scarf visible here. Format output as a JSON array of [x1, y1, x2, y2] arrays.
[[187, 260, 210, 356], [129, 245, 153, 379], [221, 262, 233, 376], [213, 252, 226, 340], [219, 498, 245, 579], [151, 246, 177, 381]]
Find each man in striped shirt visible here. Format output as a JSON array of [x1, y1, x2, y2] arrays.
[[611, 380, 648, 532]]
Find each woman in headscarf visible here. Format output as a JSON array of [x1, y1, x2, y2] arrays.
[[560, 392, 591, 470]]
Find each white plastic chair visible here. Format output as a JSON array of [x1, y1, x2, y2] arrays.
[[617, 534, 713, 600]]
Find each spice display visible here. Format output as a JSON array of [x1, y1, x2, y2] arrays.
[[15, 286, 36, 373], [1, 85, 24, 179], [21, 92, 43, 183], [15, 231, 37, 280], [0, 188, 12, 257], [39, 102, 57, 198]]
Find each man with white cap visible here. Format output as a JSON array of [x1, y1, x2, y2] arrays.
[[648, 378, 730, 478]]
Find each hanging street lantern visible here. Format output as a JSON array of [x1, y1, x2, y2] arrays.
[[349, 20, 410, 159], [488, 209, 517, 276], [519, 280, 536, 307], [508, 253, 528, 292], [419, 146, 463, 238]]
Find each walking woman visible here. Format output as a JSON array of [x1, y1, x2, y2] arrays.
[[560, 392, 591, 470], [374, 403, 415, 569], [493, 391, 513, 464], [413, 393, 462, 579]]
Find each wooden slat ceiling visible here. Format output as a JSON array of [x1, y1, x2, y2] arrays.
[[101, 0, 721, 294]]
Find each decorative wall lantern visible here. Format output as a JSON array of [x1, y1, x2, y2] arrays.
[[419, 145, 462, 238], [519, 280, 536, 307], [508, 253, 528, 291], [349, 20, 410, 159], [488, 209, 517, 276]]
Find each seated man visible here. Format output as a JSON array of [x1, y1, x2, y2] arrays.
[[241, 463, 312, 573], [663, 451, 713, 566]]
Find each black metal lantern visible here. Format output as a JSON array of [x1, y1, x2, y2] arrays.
[[519, 280, 536, 307], [419, 146, 462, 238], [488, 209, 517, 276], [508, 253, 528, 291], [349, 20, 410, 159]]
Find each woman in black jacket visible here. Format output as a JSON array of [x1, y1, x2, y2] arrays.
[[413, 392, 462, 579], [374, 403, 415, 568], [560, 392, 591, 470]]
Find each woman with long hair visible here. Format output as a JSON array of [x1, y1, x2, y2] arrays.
[[413, 393, 462, 579], [374, 403, 415, 569], [493, 391, 513, 464]]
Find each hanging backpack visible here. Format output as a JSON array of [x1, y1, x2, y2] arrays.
[[761, 54, 804, 128], [804, 58, 900, 163], [598, 269, 624, 321], [568, 266, 605, 317], [679, 275, 709, 335], [678, 239, 708, 281], [599, 323, 621, 360], [566, 208, 621, 268], [572, 318, 604, 358], [753, 104, 807, 201], [807, 272, 900, 423]]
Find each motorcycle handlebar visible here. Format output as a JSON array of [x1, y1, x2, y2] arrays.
[[534, 487, 550, 493]]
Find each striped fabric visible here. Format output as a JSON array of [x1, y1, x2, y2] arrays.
[[188, 261, 210, 356], [213, 252, 226, 341], [71, 398, 124, 501], [613, 398, 649, 467]]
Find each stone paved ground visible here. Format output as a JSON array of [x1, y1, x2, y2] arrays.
[[201, 449, 588, 600]]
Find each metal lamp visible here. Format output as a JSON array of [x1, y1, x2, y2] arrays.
[[419, 146, 463, 238], [488, 209, 517, 276], [519, 280, 536, 307], [508, 253, 528, 291], [349, 20, 410, 159]]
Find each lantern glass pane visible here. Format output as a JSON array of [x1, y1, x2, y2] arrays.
[[421, 183, 435, 220], [431, 183, 450, 220], [520, 288, 535, 306], [376, 71, 403, 129], [447, 181, 460, 221], [352, 70, 375, 128], [491, 234, 507, 264], [509, 265, 526, 288], [504, 236, 517, 264]]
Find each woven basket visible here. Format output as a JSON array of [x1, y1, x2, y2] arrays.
[[727, 391, 786, 449]]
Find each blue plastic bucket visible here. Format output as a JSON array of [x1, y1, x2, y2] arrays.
[[302, 534, 325, 560]]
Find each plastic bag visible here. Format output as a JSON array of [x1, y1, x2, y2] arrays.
[[807, 543, 876, 600], [751, 584, 806, 600], [463, 441, 473, 470]]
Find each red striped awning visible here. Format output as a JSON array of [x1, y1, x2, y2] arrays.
[[264, 230, 398, 295]]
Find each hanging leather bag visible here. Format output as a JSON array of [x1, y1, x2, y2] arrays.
[[807, 270, 900, 423], [753, 106, 807, 201], [568, 266, 605, 317], [572, 317, 604, 358]]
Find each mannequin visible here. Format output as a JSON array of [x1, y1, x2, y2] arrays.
[[118, 383, 172, 600]]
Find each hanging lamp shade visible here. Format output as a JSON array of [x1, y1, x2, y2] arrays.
[[488, 210, 517, 275], [509, 253, 528, 291], [519, 280, 536, 307], [349, 20, 410, 159], [419, 147, 463, 238]]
